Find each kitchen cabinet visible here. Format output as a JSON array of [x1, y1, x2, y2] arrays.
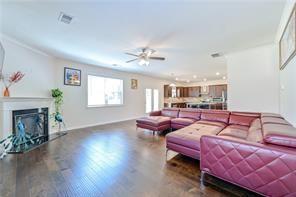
[[164, 84, 227, 98], [182, 87, 189, 97], [176, 87, 182, 97], [188, 86, 200, 97], [164, 86, 190, 98], [164, 85, 172, 97], [200, 86, 209, 95], [209, 84, 227, 97]]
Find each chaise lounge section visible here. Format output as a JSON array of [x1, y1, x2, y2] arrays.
[[136, 108, 179, 135]]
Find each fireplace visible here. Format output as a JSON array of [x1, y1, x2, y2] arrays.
[[10, 107, 49, 153]]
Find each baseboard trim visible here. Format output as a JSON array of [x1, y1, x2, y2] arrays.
[[63, 116, 141, 132]]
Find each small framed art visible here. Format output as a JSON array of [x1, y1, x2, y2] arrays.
[[64, 67, 81, 86], [131, 79, 138, 89]]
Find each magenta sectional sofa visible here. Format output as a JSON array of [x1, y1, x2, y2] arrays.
[[136, 108, 296, 196]]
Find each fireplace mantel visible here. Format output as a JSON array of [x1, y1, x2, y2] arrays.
[[0, 97, 53, 102], [0, 97, 54, 139]]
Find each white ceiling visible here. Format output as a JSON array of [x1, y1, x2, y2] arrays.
[[0, 0, 285, 82]]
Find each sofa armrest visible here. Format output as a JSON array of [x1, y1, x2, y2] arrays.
[[200, 135, 296, 196], [149, 110, 161, 116]]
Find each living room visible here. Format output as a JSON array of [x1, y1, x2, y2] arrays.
[[0, 0, 295, 196]]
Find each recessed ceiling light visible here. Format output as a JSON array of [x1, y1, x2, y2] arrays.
[[175, 77, 179, 81], [216, 72, 220, 76], [223, 76, 226, 80], [203, 78, 207, 82], [193, 75, 197, 79], [186, 80, 190, 83]]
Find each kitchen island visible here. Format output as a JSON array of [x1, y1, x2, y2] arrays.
[[186, 101, 227, 110], [164, 98, 227, 110]]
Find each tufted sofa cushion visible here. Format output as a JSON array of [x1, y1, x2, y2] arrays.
[[166, 122, 225, 153], [263, 123, 296, 148]]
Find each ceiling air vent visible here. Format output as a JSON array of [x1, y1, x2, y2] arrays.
[[211, 53, 222, 58], [58, 12, 73, 24]]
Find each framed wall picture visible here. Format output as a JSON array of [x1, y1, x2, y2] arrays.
[[131, 79, 138, 89], [279, 4, 296, 70], [64, 67, 81, 86]]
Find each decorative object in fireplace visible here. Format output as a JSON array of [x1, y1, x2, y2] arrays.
[[0, 108, 49, 159]]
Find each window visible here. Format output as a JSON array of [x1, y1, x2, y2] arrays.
[[88, 75, 123, 107], [153, 89, 159, 111], [145, 89, 152, 113], [145, 88, 159, 113]]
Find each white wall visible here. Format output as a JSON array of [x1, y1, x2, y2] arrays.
[[55, 58, 169, 130], [0, 35, 56, 97], [276, 0, 296, 126], [226, 44, 279, 113], [0, 35, 171, 131]]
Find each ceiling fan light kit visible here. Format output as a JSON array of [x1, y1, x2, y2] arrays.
[[139, 58, 149, 66], [125, 47, 165, 66]]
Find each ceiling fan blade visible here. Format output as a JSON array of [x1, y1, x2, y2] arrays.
[[125, 52, 139, 57], [149, 56, 165, 60], [126, 58, 138, 63]]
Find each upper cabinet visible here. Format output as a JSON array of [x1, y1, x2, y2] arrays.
[[209, 84, 227, 97], [164, 85, 172, 97], [164, 84, 227, 98], [188, 86, 200, 97], [200, 86, 209, 95], [164, 86, 192, 98]]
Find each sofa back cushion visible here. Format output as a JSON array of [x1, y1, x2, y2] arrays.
[[261, 117, 291, 126], [263, 123, 296, 148], [200, 110, 230, 124], [231, 111, 261, 118], [161, 108, 180, 118], [229, 114, 257, 127], [246, 118, 263, 143], [261, 113, 283, 119], [178, 108, 201, 120]]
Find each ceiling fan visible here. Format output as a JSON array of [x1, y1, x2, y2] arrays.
[[125, 48, 165, 66]]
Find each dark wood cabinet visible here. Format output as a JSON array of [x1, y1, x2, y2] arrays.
[[164, 84, 226, 98], [164, 86, 191, 98], [188, 87, 199, 97], [176, 87, 182, 97], [209, 86, 215, 97], [182, 87, 189, 97], [164, 85, 172, 97], [209, 84, 227, 97]]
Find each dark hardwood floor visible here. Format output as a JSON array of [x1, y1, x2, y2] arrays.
[[0, 120, 261, 197]]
